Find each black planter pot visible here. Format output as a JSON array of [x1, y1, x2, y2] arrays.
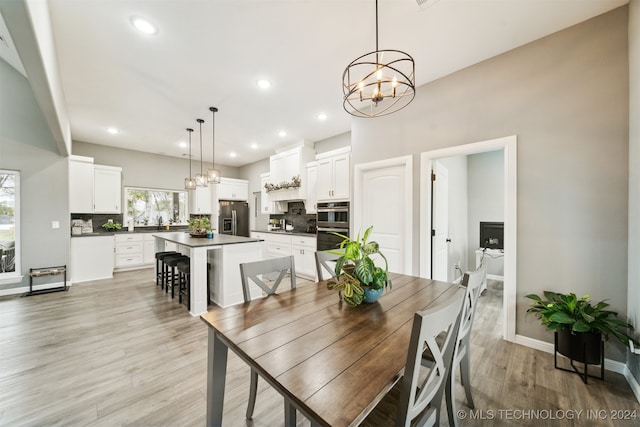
[[556, 329, 602, 365]]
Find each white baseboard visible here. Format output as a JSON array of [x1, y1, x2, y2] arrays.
[[624, 366, 640, 403], [0, 280, 72, 297], [514, 334, 638, 403]]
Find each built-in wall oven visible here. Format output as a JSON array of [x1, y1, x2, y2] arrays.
[[316, 201, 349, 251]]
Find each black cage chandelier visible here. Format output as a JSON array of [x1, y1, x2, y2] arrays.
[[342, 0, 415, 118]]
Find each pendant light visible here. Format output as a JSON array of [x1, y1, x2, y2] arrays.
[[195, 118, 207, 187], [207, 106, 221, 184], [184, 128, 196, 190], [342, 0, 415, 118]]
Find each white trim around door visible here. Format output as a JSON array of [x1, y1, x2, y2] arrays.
[[354, 155, 413, 275], [420, 135, 517, 342]]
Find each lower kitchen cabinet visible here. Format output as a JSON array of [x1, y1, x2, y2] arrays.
[[115, 233, 167, 270], [250, 232, 317, 280], [114, 233, 144, 269], [70, 236, 114, 283], [291, 235, 317, 279]]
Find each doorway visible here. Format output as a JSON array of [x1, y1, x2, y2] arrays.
[[354, 156, 412, 275], [420, 135, 517, 342]]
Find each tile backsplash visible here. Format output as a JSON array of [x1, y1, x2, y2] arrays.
[[269, 201, 316, 233]]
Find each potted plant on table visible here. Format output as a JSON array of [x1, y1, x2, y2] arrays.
[[327, 226, 391, 307], [188, 217, 211, 237], [525, 291, 637, 371]]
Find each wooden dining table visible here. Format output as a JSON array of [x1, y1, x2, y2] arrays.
[[200, 272, 460, 426]]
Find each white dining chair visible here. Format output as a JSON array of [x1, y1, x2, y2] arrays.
[[443, 260, 486, 427], [314, 250, 341, 281], [395, 287, 465, 426], [239, 255, 297, 423]]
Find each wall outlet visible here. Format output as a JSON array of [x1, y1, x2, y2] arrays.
[[52, 221, 60, 229]]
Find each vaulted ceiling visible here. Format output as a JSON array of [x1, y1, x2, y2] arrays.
[[0, 0, 628, 166]]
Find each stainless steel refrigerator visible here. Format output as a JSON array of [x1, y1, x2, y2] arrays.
[[218, 201, 249, 237]]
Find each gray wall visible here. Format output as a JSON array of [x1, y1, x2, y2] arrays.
[[73, 141, 239, 191], [627, 0, 640, 381], [351, 7, 630, 358], [467, 150, 504, 272], [314, 132, 350, 154], [238, 158, 270, 230], [0, 58, 70, 290]]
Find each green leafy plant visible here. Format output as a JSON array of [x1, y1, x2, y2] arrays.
[[525, 291, 638, 346], [101, 221, 122, 231], [188, 217, 211, 234], [326, 226, 391, 307]]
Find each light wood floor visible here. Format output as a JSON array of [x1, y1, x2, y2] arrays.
[[1, 270, 638, 426]]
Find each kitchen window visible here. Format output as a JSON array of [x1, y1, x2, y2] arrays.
[[124, 187, 188, 227], [0, 170, 20, 282]]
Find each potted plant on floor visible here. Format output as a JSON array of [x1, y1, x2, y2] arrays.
[[188, 217, 211, 237], [525, 291, 637, 373], [326, 226, 391, 307]]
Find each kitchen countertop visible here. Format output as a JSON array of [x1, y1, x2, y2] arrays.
[[71, 228, 189, 237], [251, 229, 317, 237], [153, 232, 262, 248]]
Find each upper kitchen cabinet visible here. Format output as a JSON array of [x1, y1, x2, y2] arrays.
[[260, 173, 286, 214], [69, 155, 94, 213], [93, 165, 122, 213], [316, 147, 351, 201], [189, 185, 213, 214], [217, 177, 248, 201], [267, 144, 315, 202], [305, 161, 318, 214], [69, 156, 122, 213]]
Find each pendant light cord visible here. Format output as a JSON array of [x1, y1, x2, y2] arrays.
[[197, 119, 204, 175], [187, 128, 193, 177]]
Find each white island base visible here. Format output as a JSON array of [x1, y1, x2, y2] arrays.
[[155, 233, 264, 315]]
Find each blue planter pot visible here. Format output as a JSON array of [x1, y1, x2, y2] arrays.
[[362, 287, 383, 303]]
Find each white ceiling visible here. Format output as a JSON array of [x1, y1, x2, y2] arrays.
[[2, 0, 629, 166]]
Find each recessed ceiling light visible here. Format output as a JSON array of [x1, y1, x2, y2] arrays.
[[250, 143, 258, 150], [230, 152, 237, 158], [131, 16, 158, 35], [107, 127, 119, 135], [317, 113, 328, 121], [257, 79, 271, 89], [278, 130, 287, 137], [178, 141, 188, 149]]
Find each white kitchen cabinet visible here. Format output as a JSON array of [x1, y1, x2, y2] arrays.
[[189, 185, 212, 214], [256, 232, 317, 279], [316, 148, 351, 201], [217, 177, 249, 201], [70, 236, 114, 283], [114, 233, 144, 269], [143, 234, 156, 264], [305, 162, 318, 214], [267, 144, 315, 202], [266, 233, 292, 258], [260, 173, 285, 214], [290, 235, 317, 279], [69, 156, 94, 213], [93, 165, 122, 213]]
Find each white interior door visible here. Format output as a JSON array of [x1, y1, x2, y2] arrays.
[[432, 161, 449, 281], [355, 158, 411, 275]]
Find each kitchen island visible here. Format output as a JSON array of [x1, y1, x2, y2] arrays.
[[154, 232, 264, 315]]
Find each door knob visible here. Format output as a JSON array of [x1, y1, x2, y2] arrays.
[[446, 238, 452, 243]]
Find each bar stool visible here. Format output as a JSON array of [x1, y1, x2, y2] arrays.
[[176, 259, 190, 309], [163, 254, 189, 298], [155, 251, 177, 288]]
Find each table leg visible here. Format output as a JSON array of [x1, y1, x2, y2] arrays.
[[207, 328, 228, 427]]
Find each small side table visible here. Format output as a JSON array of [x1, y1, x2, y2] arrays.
[[22, 265, 68, 297]]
